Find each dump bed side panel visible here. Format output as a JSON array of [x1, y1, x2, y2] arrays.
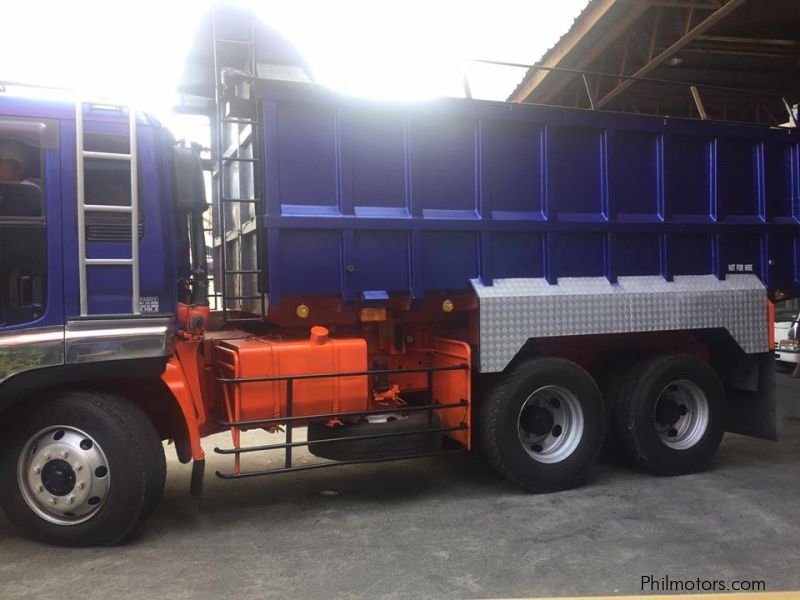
[[253, 82, 800, 305]]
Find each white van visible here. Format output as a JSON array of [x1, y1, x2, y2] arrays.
[[774, 299, 800, 371]]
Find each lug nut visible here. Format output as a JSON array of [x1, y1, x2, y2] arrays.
[[73, 464, 82, 472], [60, 451, 69, 459], [35, 485, 43, 493], [66, 496, 75, 505], [76, 482, 85, 491], [43, 453, 51, 460], [33, 466, 41, 474], [48, 498, 56, 505]]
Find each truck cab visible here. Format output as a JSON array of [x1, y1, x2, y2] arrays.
[[0, 96, 201, 545]]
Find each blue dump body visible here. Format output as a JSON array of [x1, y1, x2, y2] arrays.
[[256, 82, 800, 305]]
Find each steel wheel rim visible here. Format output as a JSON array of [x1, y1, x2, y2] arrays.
[[517, 385, 584, 464], [653, 379, 709, 450], [17, 426, 111, 526]]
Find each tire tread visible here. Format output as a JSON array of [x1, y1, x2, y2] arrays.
[[615, 353, 725, 475], [480, 356, 604, 493], [0, 390, 165, 546]]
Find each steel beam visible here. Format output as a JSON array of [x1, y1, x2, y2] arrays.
[[696, 35, 800, 47], [595, 0, 748, 109], [628, 0, 722, 8], [690, 85, 709, 119]]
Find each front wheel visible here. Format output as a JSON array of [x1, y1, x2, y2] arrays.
[[0, 390, 166, 546], [479, 357, 605, 493]]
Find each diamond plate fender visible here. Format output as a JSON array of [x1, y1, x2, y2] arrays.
[[471, 274, 769, 373]]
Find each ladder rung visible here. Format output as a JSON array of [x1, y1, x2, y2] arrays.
[[85, 258, 133, 266], [83, 150, 131, 161], [224, 269, 260, 275], [221, 117, 258, 125], [81, 100, 128, 110], [224, 296, 262, 301], [84, 204, 132, 213], [221, 198, 259, 204], [215, 38, 255, 46], [75, 96, 139, 318], [221, 156, 257, 163]]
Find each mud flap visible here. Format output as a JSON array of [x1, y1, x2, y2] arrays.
[[190, 459, 205, 506], [722, 352, 777, 441]]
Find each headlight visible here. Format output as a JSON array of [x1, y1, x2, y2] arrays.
[[778, 339, 800, 352]]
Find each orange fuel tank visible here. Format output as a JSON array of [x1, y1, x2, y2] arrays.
[[214, 326, 368, 422]]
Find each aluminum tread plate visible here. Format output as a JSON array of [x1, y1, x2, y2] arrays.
[[471, 274, 768, 373]]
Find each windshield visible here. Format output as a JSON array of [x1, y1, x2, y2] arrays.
[[774, 298, 800, 324]]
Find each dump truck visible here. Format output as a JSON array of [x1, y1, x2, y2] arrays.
[[0, 11, 797, 546]]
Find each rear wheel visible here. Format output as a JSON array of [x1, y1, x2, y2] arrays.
[[0, 390, 166, 546], [479, 357, 605, 493], [615, 354, 725, 475], [598, 353, 641, 459]]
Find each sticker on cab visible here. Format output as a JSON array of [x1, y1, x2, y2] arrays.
[[139, 296, 160, 313]]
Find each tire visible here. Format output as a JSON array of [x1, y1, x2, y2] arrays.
[[615, 354, 725, 475], [479, 356, 605, 493], [598, 354, 640, 459], [0, 390, 166, 546], [307, 411, 443, 461]]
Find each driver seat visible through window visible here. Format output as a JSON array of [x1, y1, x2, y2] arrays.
[[0, 118, 48, 326]]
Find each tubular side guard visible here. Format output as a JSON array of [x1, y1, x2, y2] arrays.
[[214, 337, 472, 479]]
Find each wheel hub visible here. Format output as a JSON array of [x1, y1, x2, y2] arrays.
[[653, 380, 709, 450], [517, 385, 584, 464], [17, 426, 111, 526], [41, 459, 76, 497], [654, 396, 687, 428], [520, 404, 555, 437]]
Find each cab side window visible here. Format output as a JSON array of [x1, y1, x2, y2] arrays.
[[0, 118, 48, 326], [0, 132, 43, 218]]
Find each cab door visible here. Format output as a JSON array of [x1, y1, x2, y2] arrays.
[[0, 116, 64, 382]]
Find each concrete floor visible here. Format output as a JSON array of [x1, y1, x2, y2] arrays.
[[2, 374, 800, 600]]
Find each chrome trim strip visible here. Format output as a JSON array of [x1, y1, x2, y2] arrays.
[[0, 326, 65, 384], [65, 317, 173, 364], [0, 329, 63, 347]]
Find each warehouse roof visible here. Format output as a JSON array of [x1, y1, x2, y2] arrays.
[[509, 0, 800, 125]]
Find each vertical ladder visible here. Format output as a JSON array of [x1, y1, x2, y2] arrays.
[[75, 101, 140, 316], [211, 6, 267, 323]]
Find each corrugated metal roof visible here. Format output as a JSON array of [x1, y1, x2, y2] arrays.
[[508, 0, 800, 125], [508, 0, 595, 101]]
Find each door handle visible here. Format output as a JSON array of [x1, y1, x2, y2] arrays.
[[18, 274, 43, 308]]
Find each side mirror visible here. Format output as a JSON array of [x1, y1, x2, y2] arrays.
[[172, 147, 207, 213]]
